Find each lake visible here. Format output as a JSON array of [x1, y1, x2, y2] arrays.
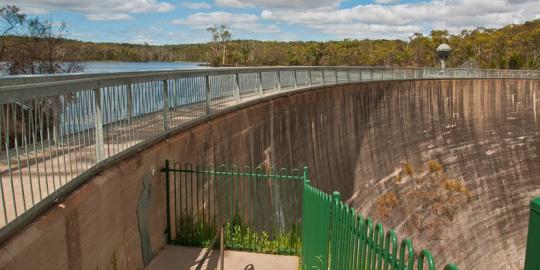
[[0, 61, 207, 75], [80, 61, 206, 73]]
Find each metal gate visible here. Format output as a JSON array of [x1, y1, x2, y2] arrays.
[[161, 160, 304, 255]]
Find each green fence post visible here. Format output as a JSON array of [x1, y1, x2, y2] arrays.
[[303, 166, 309, 185], [525, 197, 540, 270], [333, 191, 341, 202], [330, 191, 341, 269]]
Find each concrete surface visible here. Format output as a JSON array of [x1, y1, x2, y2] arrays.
[[0, 79, 538, 270], [145, 245, 298, 270]]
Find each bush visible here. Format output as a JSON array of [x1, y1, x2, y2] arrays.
[[428, 160, 443, 173], [403, 162, 414, 175]]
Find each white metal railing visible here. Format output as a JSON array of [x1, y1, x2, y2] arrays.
[[0, 66, 538, 241]]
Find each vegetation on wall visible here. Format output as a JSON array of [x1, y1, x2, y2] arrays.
[[374, 159, 474, 244]]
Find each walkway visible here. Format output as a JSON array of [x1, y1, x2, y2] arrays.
[[145, 245, 299, 270]]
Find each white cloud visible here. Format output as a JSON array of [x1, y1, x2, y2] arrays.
[[172, 11, 280, 33], [86, 14, 134, 21], [4, 0, 174, 21], [181, 1, 212, 9], [215, 0, 341, 9], [259, 0, 540, 39], [374, 0, 400, 4]]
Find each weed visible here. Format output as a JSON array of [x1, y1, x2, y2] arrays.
[[175, 210, 300, 255], [375, 192, 399, 218], [428, 160, 443, 173], [403, 162, 414, 175], [442, 179, 473, 199]]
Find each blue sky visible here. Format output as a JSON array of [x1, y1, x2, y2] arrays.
[[3, 0, 540, 44]]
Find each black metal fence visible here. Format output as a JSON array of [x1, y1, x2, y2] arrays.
[[161, 160, 304, 255]]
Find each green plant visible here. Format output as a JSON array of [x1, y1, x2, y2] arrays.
[[176, 211, 216, 246], [176, 209, 300, 255]]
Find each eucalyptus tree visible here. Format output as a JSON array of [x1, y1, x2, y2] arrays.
[[0, 5, 25, 67], [206, 24, 231, 66]]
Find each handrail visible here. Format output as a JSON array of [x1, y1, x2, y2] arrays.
[[1, 67, 539, 101], [0, 66, 538, 244], [195, 224, 224, 270]]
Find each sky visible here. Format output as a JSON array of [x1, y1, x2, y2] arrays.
[[2, 0, 540, 44]]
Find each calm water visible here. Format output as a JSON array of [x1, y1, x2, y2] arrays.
[[80, 61, 206, 73], [0, 61, 207, 75]]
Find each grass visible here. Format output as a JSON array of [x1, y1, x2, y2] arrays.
[[375, 191, 399, 218], [175, 210, 301, 255], [403, 162, 414, 175], [176, 211, 216, 246], [442, 179, 473, 199], [428, 160, 443, 173]]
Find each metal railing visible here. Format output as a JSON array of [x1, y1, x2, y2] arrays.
[[524, 197, 540, 270], [0, 66, 538, 241], [301, 178, 460, 270]]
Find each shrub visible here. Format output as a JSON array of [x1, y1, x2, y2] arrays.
[[403, 162, 414, 175], [428, 160, 443, 173], [442, 179, 473, 199]]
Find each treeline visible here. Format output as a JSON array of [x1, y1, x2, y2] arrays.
[[2, 2, 539, 70], [60, 19, 539, 69]]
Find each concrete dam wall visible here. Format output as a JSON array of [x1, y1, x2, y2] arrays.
[[0, 79, 538, 270]]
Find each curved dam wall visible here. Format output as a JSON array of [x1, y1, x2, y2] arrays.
[[0, 79, 538, 270]]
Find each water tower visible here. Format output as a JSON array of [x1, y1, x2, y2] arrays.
[[436, 43, 451, 68]]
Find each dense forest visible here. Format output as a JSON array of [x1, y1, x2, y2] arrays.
[[1, 3, 540, 74], [65, 19, 540, 69]]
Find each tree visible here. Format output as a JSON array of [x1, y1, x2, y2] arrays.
[[1, 4, 82, 75], [206, 24, 231, 66], [0, 5, 25, 64]]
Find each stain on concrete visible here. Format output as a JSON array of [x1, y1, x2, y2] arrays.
[[137, 173, 154, 266], [65, 210, 82, 270]]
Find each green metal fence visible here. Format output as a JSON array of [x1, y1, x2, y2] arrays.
[[301, 179, 460, 270], [524, 197, 540, 270], [162, 160, 303, 255], [301, 180, 332, 269]]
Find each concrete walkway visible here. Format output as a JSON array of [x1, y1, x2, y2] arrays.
[[145, 245, 299, 270]]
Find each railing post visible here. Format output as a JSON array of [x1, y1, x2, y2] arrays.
[[334, 69, 338, 84], [333, 191, 341, 202], [524, 197, 540, 270], [93, 88, 105, 161], [347, 69, 351, 82], [258, 71, 263, 95], [308, 70, 312, 86], [276, 71, 282, 91], [205, 75, 211, 115], [127, 83, 133, 126], [163, 159, 171, 244], [162, 80, 170, 131], [234, 73, 241, 103], [370, 69, 374, 81], [52, 98, 61, 145], [293, 69, 298, 88], [220, 225, 225, 270], [303, 166, 309, 185], [322, 69, 326, 85]]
